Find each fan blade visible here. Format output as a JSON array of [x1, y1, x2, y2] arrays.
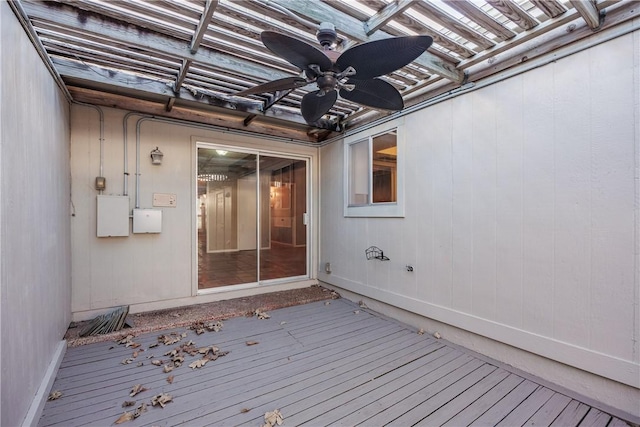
[[339, 79, 404, 110], [336, 36, 433, 80], [261, 32, 332, 75], [236, 77, 308, 95], [301, 90, 338, 123]]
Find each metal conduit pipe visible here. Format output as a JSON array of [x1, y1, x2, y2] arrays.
[[123, 112, 151, 196], [75, 102, 105, 189]]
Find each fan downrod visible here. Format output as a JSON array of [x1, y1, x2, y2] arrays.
[[316, 22, 338, 48]]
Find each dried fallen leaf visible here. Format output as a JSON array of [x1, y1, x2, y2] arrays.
[[133, 403, 147, 418], [136, 362, 144, 367], [121, 358, 134, 365], [132, 351, 139, 358], [324, 301, 331, 306], [151, 359, 162, 366], [417, 328, 425, 335], [114, 412, 134, 424], [353, 310, 360, 314], [433, 331, 442, 339], [151, 393, 173, 408], [47, 390, 62, 401], [149, 343, 159, 348], [358, 300, 368, 308], [129, 384, 148, 397], [163, 365, 174, 373], [166, 375, 174, 384], [118, 335, 134, 345], [280, 321, 287, 325], [240, 408, 250, 413], [263, 409, 284, 427], [116, 402, 147, 423], [122, 401, 136, 407], [246, 341, 259, 346], [206, 321, 223, 332], [188, 359, 208, 369], [254, 309, 271, 320], [157, 333, 182, 346]]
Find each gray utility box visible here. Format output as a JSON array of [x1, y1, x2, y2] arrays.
[[133, 208, 162, 233], [96, 195, 130, 237]]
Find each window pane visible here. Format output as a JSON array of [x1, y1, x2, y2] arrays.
[[372, 131, 397, 203], [349, 140, 369, 205]]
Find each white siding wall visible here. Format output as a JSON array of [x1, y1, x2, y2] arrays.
[[70, 108, 318, 320], [320, 32, 640, 415], [1, 3, 72, 426]]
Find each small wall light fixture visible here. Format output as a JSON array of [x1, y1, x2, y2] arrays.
[[150, 147, 164, 165]]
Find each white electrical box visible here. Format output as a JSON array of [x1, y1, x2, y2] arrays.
[[97, 195, 130, 237], [133, 209, 162, 233], [153, 193, 177, 207]]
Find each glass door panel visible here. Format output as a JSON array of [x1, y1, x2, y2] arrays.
[[260, 156, 307, 281], [197, 148, 257, 289]]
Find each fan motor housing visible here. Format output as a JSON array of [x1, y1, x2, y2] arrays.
[[316, 74, 337, 92]]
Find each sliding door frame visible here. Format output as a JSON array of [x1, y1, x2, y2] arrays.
[[194, 141, 313, 296]]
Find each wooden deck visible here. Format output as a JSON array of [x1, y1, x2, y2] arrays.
[[39, 299, 631, 427]]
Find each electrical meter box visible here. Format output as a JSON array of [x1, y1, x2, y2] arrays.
[[133, 208, 162, 233], [97, 195, 130, 237]]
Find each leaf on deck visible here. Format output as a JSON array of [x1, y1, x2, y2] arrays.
[[47, 390, 62, 401], [129, 384, 147, 397], [151, 393, 173, 408], [263, 409, 284, 427]]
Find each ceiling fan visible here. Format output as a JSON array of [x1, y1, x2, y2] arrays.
[[236, 23, 433, 124]]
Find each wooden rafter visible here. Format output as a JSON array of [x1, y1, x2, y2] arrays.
[[174, 59, 192, 93], [569, 0, 601, 29], [52, 57, 309, 126], [442, 0, 516, 41], [191, 0, 218, 53], [364, 0, 413, 36], [411, 1, 496, 50], [531, 0, 567, 19], [485, 0, 539, 31], [21, 1, 291, 83]]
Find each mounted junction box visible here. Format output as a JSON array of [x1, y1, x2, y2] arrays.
[[96, 195, 129, 237], [153, 193, 176, 207], [133, 209, 162, 233]]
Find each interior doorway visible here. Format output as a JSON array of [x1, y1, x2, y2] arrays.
[[197, 146, 308, 290]]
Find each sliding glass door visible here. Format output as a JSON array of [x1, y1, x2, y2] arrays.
[[197, 146, 308, 290]]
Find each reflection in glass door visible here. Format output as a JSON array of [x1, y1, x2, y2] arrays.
[[197, 147, 307, 290], [260, 156, 307, 283]]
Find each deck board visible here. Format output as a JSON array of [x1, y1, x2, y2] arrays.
[[38, 299, 634, 427]]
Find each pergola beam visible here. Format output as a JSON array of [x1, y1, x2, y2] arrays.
[[22, 1, 290, 83], [485, 0, 539, 30], [52, 57, 309, 126], [364, 0, 414, 36], [569, 0, 601, 29], [191, 0, 217, 53]]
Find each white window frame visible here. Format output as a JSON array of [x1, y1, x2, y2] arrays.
[[343, 118, 405, 217]]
